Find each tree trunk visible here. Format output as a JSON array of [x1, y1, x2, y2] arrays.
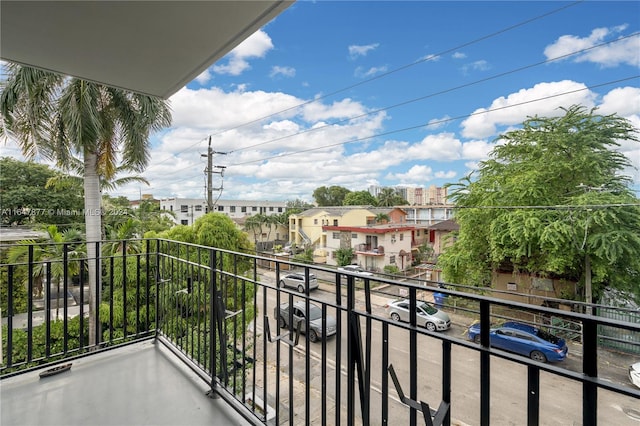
[[585, 254, 592, 315], [84, 151, 102, 346]]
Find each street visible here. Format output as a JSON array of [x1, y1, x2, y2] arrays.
[[251, 269, 640, 425]]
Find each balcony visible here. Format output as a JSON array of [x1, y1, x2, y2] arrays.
[[2, 238, 639, 425]]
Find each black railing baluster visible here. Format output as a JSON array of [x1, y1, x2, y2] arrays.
[[122, 242, 127, 340], [480, 300, 491, 426], [136, 254, 140, 337], [7, 265, 15, 367], [583, 317, 598, 426], [410, 286, 417, 426], [382, 321, 389, 425], [45, 261, 52, 358], [109, 256, 114, 343], [79, 260, 85, 349], [527, 364, 540, 426], [63, 243, 68, 354], [27, 245, 33, 363], [442, 340, 451, 426]]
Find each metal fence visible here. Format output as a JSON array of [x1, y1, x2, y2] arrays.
[[2, 238, 640, 425]]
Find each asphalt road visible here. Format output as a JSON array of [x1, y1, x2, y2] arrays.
[[253, 270, 640, 425]]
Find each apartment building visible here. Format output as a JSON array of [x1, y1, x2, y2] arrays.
[[160, 197, 287, 225]]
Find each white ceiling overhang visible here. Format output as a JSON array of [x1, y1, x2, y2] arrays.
[[1, 1, 293, 99]]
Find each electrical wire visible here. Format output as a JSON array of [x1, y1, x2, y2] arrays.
[[228, 75, 640, 166], [142, 0, 586, 169]]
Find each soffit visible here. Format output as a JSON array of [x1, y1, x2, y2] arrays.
[[1, 1, 293, 99]]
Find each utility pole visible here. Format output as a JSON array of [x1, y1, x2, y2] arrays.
[[201, 136, 227, 212]]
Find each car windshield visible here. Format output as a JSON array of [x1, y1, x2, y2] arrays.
[[536, 328, 561, 344], [307, 305, 323, 321], [417, 302, 437, 315]]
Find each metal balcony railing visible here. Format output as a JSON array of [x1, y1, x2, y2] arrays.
[[1, 238, 639, 425]]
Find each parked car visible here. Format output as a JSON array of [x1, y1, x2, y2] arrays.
[[630, 362, 640, 388], [279, 272, 319, 292], [337, 264, 374, 278], [467, 321, 568, 363], [384, 299, 451, 331], [273, 301, 337, 342]]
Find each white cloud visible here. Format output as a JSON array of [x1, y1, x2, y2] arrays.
[[354, 66, 389, 78], [597, 86, 640, 117], [427, 116, 451, 129], [461, 60, 490, 74], [348, 43, 379, 59], [452, 52, 466, 59], [270, 66, 296, 78], [387, 164, 434, 181], [212, 30, 274, 76], [544, 25, 639, 67], [461, 80, 597, 139], [194, 69, 212, 85]]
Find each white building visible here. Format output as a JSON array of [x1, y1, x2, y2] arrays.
[[160, 198, 288, 225]]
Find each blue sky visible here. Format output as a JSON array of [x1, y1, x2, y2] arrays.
[[4, 1, 640, 203]]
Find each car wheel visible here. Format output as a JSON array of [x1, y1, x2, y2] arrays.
[[297, 285, 305, 293], [530, 350, 547, 363], [473, 335, 481, 344], [425, 322, 437, 332], [308, 329, 318, 342], [279, 280, 285, 288], [278, 316, 286, 328], [390, 312, 401, 322]]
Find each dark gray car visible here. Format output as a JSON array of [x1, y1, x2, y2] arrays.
[[274, 301, 337, 342]]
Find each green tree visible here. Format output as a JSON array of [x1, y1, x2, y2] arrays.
[[438, 105, 640, 303], [376, 187, 407, 207], [344, 190, 377, 206], [1, 64, 171, 345], [0, 157, 84, 226], [375, 213, 391, 224], [335, 247, 355, 266], [313, 185, 351, 206]]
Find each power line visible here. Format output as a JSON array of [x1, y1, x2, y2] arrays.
[[227, 33, 639, 154], [228, 75, 639, 166], [144, 0, 585, 167]]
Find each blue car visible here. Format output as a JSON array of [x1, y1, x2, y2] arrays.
[[467, 321, 568, 363]]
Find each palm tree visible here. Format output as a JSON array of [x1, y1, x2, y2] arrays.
[[375, 213, 390, 224], [46, 157, 150, 193], [1, 64, 171, 345]]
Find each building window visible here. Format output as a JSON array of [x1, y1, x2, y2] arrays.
[[230, 206, 236, 213], [390, 255, 396, 264], [333, 232, 340, 239], [169, 205, 173, 211], [162, 205, 165, 210], [352, 233, 357, 239], [195, 205, 202, 212], [241, 206, 247, 213], [218, 205, 224, 211], [314, 219, 318, 225], [269, 207, 274, 211], [400, 233, 404, 241], [333, 219, 338, 226], [252, 206, 257, 211], [180, 205, 188, 213], [278, 207, 283, 212], [181, 220, 188, 225]]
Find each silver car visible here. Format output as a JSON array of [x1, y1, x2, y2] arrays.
[[385, 299, 451, 331], [279, 272, 319, 292], [274, 301, 337, 342]]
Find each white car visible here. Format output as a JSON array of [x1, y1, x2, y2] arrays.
[[384, 299, 451, 331], [630, 362, 640, 388], [279, 272, 319, 293], [337, 265, 374, 278]]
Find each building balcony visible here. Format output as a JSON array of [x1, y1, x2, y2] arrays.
[[354, 243, 385, 256], [1, 239, 639, 425]]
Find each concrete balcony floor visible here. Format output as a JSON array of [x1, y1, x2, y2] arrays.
[[1, 341, 250, 426]]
